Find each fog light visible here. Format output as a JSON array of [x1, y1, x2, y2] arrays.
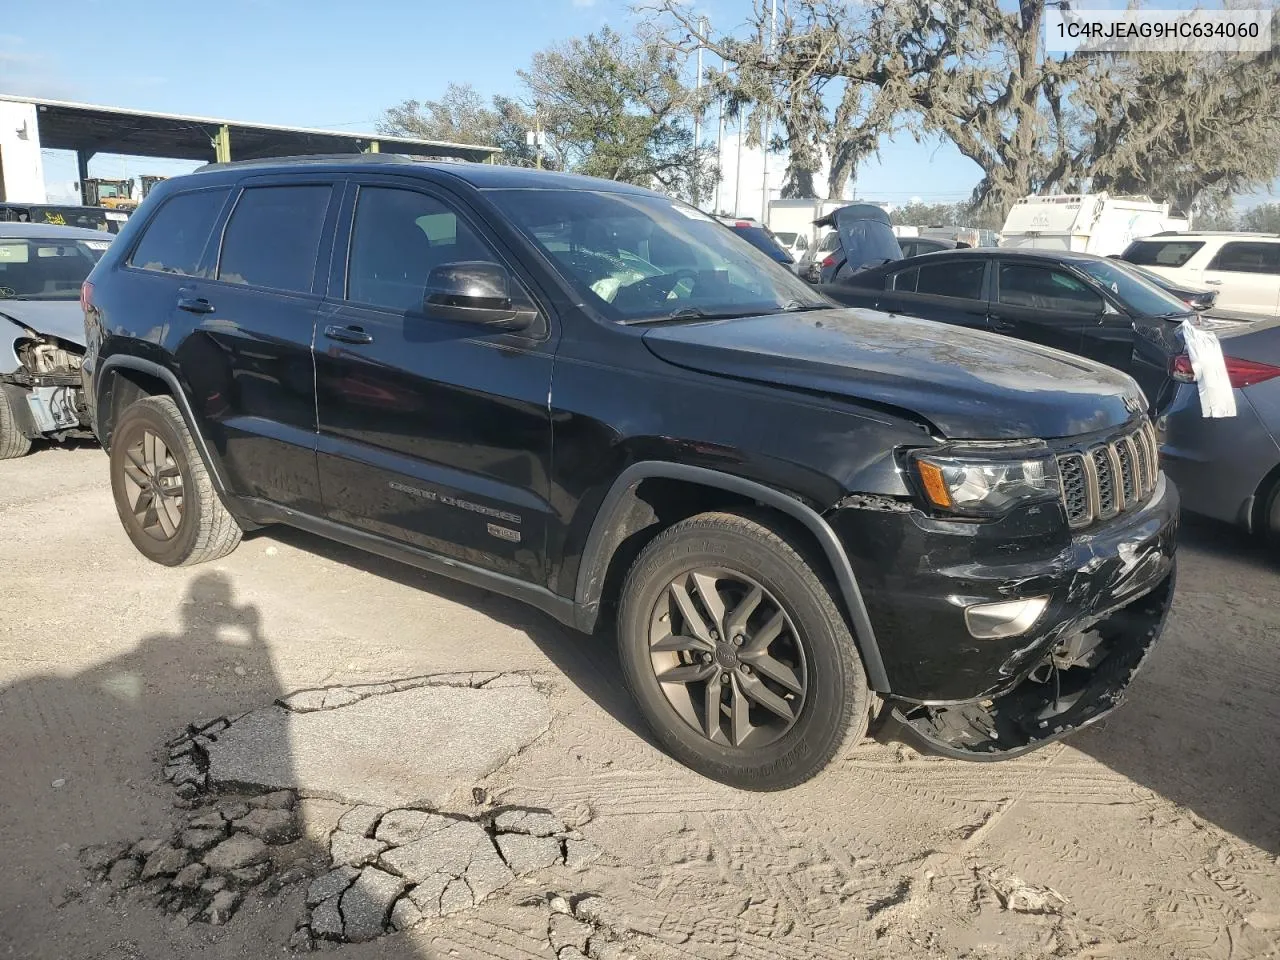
[[964, 596, 1050, 639]]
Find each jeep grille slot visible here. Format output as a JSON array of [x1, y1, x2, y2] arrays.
[[1057, 421, 1158, 530]]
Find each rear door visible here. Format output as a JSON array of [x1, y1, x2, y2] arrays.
[[871, 257, 991, 332], [313, 177, 556, 585], [1201, 241, 1280, 316], [989, 260, 1102, 358], [170, 178, 339, 512]]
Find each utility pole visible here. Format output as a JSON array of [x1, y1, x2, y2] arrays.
[[734, 115, 743, 217], [761, 0, 778, 222], [715, 94, 725, 214]]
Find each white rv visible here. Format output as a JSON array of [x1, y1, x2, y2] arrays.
[[999, 193, 1188, 257]]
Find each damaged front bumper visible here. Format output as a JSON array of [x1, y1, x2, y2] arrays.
[[0, 368, 91, 438], [884, 565, 1174, 760], [831, 471, 1179, 760]]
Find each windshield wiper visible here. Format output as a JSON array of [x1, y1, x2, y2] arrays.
[[0, 295, 33, 301], [622, 307, 760, 326], [777, 299, 830, 313]]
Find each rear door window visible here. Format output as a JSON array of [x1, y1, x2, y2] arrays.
[[1206, 241, 1280, 275], [129, 189, 229, 277], [1122, 240, 1204, 268], [916, 260, 985, 300], [217, 185, 332, 293], [999, 263, 1102, 313]]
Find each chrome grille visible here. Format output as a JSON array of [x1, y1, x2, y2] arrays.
[[1057, 420, 1159, 529]]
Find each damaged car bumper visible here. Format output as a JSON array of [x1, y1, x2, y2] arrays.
[[832, 470, 1179, 760]]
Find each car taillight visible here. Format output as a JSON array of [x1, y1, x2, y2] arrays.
[[821, 255, 836, 268], [1171, 354, 1195, 382], [80, 280, 95, 315], [1171, 352, 1280, 388]]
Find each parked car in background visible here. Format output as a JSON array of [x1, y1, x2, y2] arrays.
[[821, 247, 1193, 412], [1119, 233, 1280, 317], [0, 203, 130, 235], [1110, 258, 1217, 312], [815, 204, 902, 284], [999, 193, 1187, 256], [715, 216, 795, 268], [1160, 315, 1280, 540], [798, 229, 840, 282], [770, 230, 810, 261], [82, 156, 1177, 787], [0, 223, 109, 457]]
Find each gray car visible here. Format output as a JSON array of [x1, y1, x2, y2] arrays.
[[0, 222, 108, 457], [1159, 315, 1280, 538]]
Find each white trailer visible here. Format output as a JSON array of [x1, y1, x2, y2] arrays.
[[767, 199, 861, 249], [999, 193, 1187, 256]]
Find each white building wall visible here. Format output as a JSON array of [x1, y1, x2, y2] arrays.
[[0, 101, 47, 203]]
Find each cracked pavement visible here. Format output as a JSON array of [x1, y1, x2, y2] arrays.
[[4, 448, 1280, 959]]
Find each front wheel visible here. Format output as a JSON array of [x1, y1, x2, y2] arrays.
[[0, 388, 33, 459], [617, 511, 870, 790]]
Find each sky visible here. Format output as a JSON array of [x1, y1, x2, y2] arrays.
[[0, 0, 1270, 211]]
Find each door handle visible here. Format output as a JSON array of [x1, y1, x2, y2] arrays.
[[324, 324, 374, 345], [1204, 280, 1222, 285], [177, 297, 214, 315]]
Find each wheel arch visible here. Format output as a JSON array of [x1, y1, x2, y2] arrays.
[[95, 355, 246, 523], [574, 461, 891, 692]]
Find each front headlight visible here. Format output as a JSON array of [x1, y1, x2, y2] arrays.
[[908, 444, 1060, 518]]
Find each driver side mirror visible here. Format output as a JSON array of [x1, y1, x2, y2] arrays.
[[424, 261, 537, 332]]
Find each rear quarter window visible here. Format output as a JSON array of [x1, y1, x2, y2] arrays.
[[128, 189, 229, 277], [1122, 239, 1204, 268]]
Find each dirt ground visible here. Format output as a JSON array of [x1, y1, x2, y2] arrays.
[[2, 445, 1278, 960]]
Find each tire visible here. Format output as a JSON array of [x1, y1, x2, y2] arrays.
[[0, 388, 33, 459], [109, 395, 242, 566], [617, 511, 870, 790]]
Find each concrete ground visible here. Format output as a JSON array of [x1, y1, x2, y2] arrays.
[[2, 445, 1278, 960]]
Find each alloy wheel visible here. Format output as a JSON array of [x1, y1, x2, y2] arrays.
[[121, 429, 185, 541], [647, 568, 808, 748]]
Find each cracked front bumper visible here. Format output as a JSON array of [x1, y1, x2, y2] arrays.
[[832, 472, 1179, 704], [883, 565, 1175, 760]]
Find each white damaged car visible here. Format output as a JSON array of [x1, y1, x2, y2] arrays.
[[0, 223, 110, 458]]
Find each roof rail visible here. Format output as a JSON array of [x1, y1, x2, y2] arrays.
[[194, 153, 467, 173]]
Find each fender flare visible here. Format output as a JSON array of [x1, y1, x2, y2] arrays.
[[95, 354, 238, 506], [574, 461, 891, 693]]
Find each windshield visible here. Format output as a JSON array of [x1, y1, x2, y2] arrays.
[[490, 189, 828, 321], [1074, 257, 1191, 317], [0, 237, 107, 300]]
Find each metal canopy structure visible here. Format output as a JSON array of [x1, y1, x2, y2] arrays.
[[1, 94, 500, 169]]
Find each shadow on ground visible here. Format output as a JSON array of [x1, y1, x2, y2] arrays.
[[1, 573, 344, 957]]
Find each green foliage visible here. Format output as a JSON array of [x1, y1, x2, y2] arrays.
[[519, 27, 717, 200]]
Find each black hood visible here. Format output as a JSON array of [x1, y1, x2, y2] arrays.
[[642, 307, 1147, 440]]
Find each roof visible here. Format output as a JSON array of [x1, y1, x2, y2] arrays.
[[1147, 231, 1280, 240], [1, 94, 499, 163], [190, 154, 661, 195], [0, 222, 117, 241]]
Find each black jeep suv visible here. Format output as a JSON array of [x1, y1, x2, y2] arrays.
[[81, 157, 1178, 789]]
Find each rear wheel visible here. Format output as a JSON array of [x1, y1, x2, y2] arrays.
[[617, 511, 869, 790], [0, 389, 33, 459], [109, 396, 241, 566]]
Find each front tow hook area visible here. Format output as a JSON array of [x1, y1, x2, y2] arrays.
[[883, 570, 1176, 762]]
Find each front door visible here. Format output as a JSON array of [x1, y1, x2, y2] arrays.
[[989, 260, 1100, 358], [313, 179, 556, 585], [1201, 241, 1280, 316]]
